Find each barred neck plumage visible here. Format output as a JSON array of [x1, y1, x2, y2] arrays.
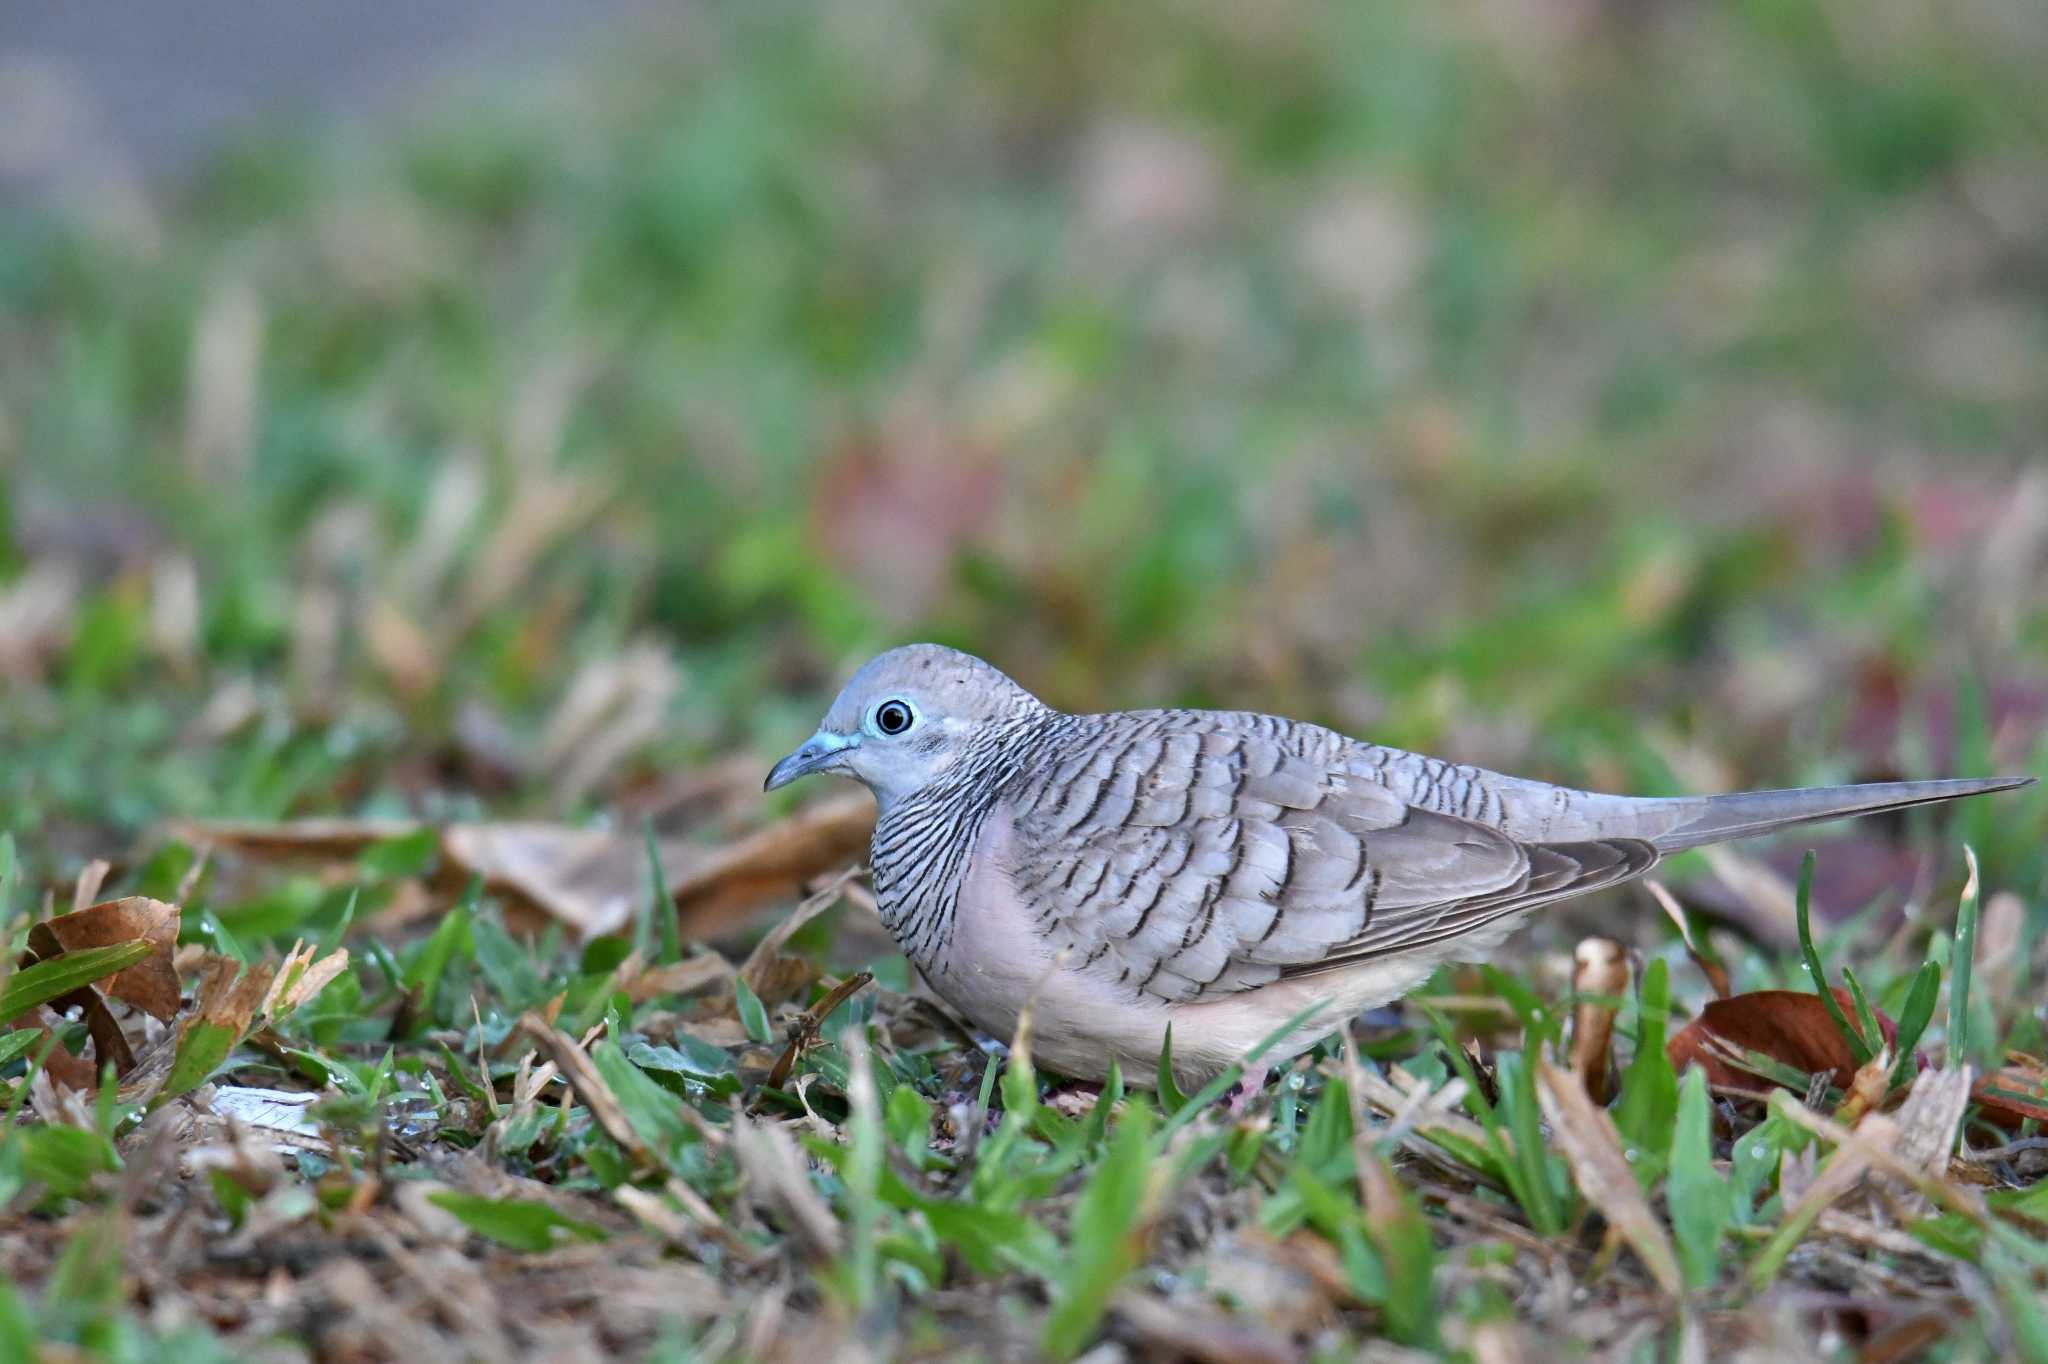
[[869, 706, 1080, 971]]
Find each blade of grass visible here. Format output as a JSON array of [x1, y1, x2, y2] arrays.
[[643, 819, 680, 967], [1668, 1066, 1727, 1290], [0, 941, 154, 1024], [1154, 1025, 1186, 1114], [1948, 846, 1979, 1069], [1613, 956, 1678, 1185], [1890, 961, 1941, 1088], [1041, 1098, 1156, 1360], [1794, 850, 1872, 1064]]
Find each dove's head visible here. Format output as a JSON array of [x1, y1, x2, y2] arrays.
[[765, 644, 1048, 810]]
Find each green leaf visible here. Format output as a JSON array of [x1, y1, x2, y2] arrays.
[[628, 1036, 736, 1081], [644, 819, 680, 966], [886, 1083, 933, 1167], [1155, 1024, 1186, 1114], [0, 940, 154, 1024], [1948, 846, 1980, 1069], [1363, 1154, 1437, 1347], [1889, 960, 1942, 1088], [1989, 1246, 2048, 1364], [1427, 1007, 1550, 1224], [405, 895, 473, 1004], [1297, 1078, 1353, 1174], [427, 1192, 607, 1252], [358, 828, 439, 879], [734, 977, 772, 1044], [0, 1029, 42, 1069], [1283, 1161, 1385, 1301], [590, 1037, 703, 1166], [472, 910, 546, 1011], [1497, 1050, 1567, 1234], [833, 1042, 884, 1311], [1668, 1067, 1727, 1289], [20, 1124, 118, 1201], [198, 909, 249, 966], [1613, 957, 1678, 1185], [1841, 966, 1884, 1063], [0, 1280, 35, 1363], [1081, 1060, 1124, 1149], [1042, 1099, 1156, 1360], [162, 1022, 241, 1100], [919, 1201, 1060, 1277], [1794, 850, 1872, 1064]]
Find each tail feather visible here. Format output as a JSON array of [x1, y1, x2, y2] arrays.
[[1649, 775, 2035, 853]]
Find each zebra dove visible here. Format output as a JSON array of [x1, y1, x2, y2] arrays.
[[765, 644, 2030, 1091]]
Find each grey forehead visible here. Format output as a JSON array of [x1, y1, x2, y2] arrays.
[[826, 645, 1012, 722]]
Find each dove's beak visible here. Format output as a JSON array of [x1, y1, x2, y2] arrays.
[[764, 730, 857, 792]]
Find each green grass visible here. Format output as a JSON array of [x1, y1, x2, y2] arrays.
[[2, 0, 2046, 1356]]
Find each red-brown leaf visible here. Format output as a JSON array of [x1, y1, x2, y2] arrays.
[[1667, 988, 1898, 1093], [1972, 1059, 2048, 1130]]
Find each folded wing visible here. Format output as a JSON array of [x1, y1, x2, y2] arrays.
[[1004, 714, 1658, 1004]]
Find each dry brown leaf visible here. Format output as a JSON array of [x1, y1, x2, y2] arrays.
[[176, 791, 875, 945], [6, 1020, 100, 1091], [515, 1012, 722, 1154], [1644, 879, 1731, 997], [671, 791, 874, 933], [1535, 1057, 1683, 1296], [729, 1111, 841, 1260], [33, 896, 183, 1021], [740, 866, 861, 1000], [1667, 988, 1898, 1095], [1892, 1066, 1973, 1175], [1972, 1055, 2048, 1130], [623, 952, 734, 1005], [192, 954, 279, 1037], [174, 816, 422, 860], [71, 860, 112, 914], [1110, 1292, 1298, 1364], [261, 941, 352, 1017], [441, 823, 698, 939]]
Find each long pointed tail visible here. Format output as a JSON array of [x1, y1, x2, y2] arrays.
[[1649, 775, 2035, 853]]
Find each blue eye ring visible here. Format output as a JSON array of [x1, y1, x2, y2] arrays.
[[874, 699, 914, 736]]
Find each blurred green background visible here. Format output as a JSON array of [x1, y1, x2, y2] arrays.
[[2, 0, 2043, 893]]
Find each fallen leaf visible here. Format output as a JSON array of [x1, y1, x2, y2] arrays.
[[740, 866, 861, 999], [620, 953, 732, 1006], [179, 790, 875, 943], [32, 897, 183, 1021], [172, 817, 422, 860], [261, 940, 351, 1018], [441, 822, 697, 939], [207, 1085, 332, 1155], [70, 860, 111, 913], [1536, 1058, 1684, 1296], [1972, 1056, 2048, 1130], [1644, 880, 1731, 998], [1891, 1066, 1973, 1174], [671, 792, 874, 933], [193, 954, 279, 1038], [13, 899, 180, 1087], [1667, 988, 1898, 1095], [729, 1111, 841, 1260]]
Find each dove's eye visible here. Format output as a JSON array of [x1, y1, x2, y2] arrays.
[[873, 699, 914, 736]]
